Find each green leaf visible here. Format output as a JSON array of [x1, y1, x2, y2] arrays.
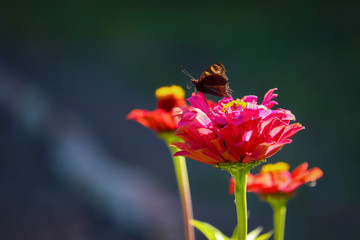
[[191, 219, 229, 240], [247, 226, 264, 240], [255, 230, 273, 240], [240, 226, 272, 240], [191, 219, 272, 240]]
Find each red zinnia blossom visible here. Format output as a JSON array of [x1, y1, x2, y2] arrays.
[[172, 88, 304, 165], [127, 85, 187, 132], [229, 162, 323, 195]]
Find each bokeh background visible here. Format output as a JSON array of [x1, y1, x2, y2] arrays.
[[1, 1, 359, 240]]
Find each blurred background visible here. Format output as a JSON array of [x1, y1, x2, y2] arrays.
[[0, 1, 359, 239]]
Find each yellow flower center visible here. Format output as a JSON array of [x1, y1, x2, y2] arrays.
[[155, 85, 185, 100], [261, 162, 290, 173], [222, 99, 247, 112]]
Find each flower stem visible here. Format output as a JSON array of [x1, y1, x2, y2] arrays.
[[158, 132, 194, 240], [231, 168, 250, 240], [267, 196, 288, 240], [169, 146, 195, 240]]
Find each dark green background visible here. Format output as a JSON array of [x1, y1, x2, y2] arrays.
[[1, 1, 359, 240]]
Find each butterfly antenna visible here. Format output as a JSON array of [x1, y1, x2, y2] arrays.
[[180, 66, 195, 80]]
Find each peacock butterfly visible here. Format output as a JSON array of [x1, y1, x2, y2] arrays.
[[181, 63, 232, 98]]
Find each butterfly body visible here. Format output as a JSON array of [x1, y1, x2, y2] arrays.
[[189, 63, 232, 98]]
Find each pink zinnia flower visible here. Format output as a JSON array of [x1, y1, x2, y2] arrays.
[[172, 88, 304, 165], [229, 162, 323, 196]]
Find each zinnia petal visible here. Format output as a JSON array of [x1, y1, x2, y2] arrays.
[[128, 85, 187, 132], [261, 88, 278, 108]]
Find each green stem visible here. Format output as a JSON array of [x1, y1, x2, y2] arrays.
[[169, 146, 195, 240], [231, 168, 250, 240], [158, 132, 194, 240], [267, 196, 288, 240]]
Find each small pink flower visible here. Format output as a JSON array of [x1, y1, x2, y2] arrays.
[[172, 89, 304, 165], [229, 162, 323, 196]]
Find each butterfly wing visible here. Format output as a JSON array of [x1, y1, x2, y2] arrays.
[[199, 63, 228, 81], [199, 74, 232, 97], [196, 63, 232, 97]]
